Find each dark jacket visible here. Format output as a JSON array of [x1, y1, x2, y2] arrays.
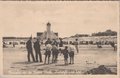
[[59, 40, 63, 47], [26, 40, 32, 52], [34, 41, 40, 51]]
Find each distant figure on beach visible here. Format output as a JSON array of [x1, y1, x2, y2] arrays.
[[74, 39, 79, 53], [26, 37, 35, 62], [58, 38, 64, 55], [68, 42, 75, 64], [96, 41, 102, 48], [34, 39, 43, 62], [59, 38, 63, 47], [110, 41, 117, 51], [3, 41, 6, 48], [63, 46, 69, 65], [44, 43, 52, 64], [13, 42, 16, 48]]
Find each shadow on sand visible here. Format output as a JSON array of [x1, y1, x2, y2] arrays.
[[33, 63, 56, 67], [13, 61, 35, 64], [55, 64, 69, 66]]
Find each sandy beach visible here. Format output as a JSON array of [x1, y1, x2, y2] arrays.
[[3, 45, 117, 75]]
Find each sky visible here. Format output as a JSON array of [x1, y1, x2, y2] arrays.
[[0, 1, 119, 37]]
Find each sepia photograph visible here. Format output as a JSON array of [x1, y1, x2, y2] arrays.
[[0, 1, 119, 76]]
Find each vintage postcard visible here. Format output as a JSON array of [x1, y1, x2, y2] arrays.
[[0, 1, 119, 78]]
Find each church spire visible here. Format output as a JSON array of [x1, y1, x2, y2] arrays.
[[46, 22, 51, 39]]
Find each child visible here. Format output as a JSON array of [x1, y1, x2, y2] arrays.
[[52, 45, 59, 63], [44, 44, 52, 64], [63, 46, 69, 65]]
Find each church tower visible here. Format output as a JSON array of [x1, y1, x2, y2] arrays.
[[46, 22, 51, 39], [37, 22, 58, 40]]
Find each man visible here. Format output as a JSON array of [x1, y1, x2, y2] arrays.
[[68, 42, 75, 64], [34, 39, 43, 62], [26, 37, 35, 62], [59, 38, 63, 47], [74, 39, 79, 53], [110, 41, 117, 51], [58, 38, 64, 55]]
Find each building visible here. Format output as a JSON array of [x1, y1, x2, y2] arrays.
[[37, 22, 58, 40], [62, 36, 117, 45], [3, 37, 30, 48], [3, 22, 58, 48]]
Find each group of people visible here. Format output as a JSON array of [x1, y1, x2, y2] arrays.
[[26, 37, 42, 62], [26, 37, 79, 65]]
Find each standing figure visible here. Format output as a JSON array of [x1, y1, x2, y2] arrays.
[[58, 38, 64, 55], [74, 39, 79, 53], [44, 44, 52, 64], [26, 37, 35, 62], [3, 41, 6, 48], [59, 38, 63, 47], [13, 42, 15, 48], [110, 41, 117, 51], [51, 44, 59, 63], [34, 39, 43, 62], [68, 42, 75, 64], [97, 41, 102, 48], [63, 46, 69, 65]]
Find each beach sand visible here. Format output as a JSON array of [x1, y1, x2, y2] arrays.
[[3, 45, 117, 75]]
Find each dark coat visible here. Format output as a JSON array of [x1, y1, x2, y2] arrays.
[[26, 40, 32, 52], [34, 41, 40, 52]]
